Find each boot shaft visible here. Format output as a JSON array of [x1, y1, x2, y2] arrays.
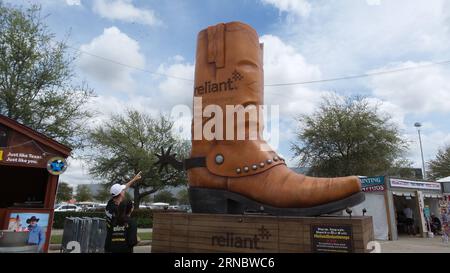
[[192, 22, 265, 157]]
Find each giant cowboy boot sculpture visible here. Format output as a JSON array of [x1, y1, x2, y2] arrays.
[[157, 22, 364, 216]]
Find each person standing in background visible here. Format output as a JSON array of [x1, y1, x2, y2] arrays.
[[403, 205, 415, 236]]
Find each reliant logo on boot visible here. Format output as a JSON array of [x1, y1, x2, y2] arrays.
[[194, 70, 243, 96]]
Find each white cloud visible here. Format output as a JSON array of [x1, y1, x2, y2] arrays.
[[86, 94, 161, 130], [368, 62, 450, 114], [283, 1, 450, 77], [78, 27, 145, 91], [66, 0, 81, 6], [60, 158, 96, 185], [156, 58, 195, 108], [93, 0, 161, 27], [365, 97, 407, 129], [366, 0, 382, 6], [261, 0, 311, 17], [405, 130, 450, 170], [261, 34, 325, 117]]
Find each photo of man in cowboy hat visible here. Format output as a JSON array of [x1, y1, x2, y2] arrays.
[[26, 216, 46, 252]]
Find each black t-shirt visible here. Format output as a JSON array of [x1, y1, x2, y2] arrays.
[[104, 199, 137, 253], [105, 198, 118, 226], [105, 198, 119, 252], [106, 219, 137, 253], [126, 218, 138, 247]]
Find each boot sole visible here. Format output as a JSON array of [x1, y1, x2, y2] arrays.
[[189, 187, 365, 217]]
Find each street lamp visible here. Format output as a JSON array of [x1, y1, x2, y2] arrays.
[[414, 122, 426, 180]]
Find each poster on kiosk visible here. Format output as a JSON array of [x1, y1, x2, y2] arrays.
[[0, 115, 71, 253]]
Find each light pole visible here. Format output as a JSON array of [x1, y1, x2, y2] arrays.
[[414, 122, 426, 180]]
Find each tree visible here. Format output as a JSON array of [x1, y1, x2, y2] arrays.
[[0, 3, 93, 149], [153, 190, 176, 204], [176, 188, 189, 205], [56, 182, 73, 203], [88, 110, 189, 205], [94, 185, 111, 203], [141, 194, 153, 204], [428, 145, 450, 179], [75, 185, 93, 202], [292, 95, 409, 177]]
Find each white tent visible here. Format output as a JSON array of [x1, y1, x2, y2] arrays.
[[437, 176, 450, 182], [350, 193, 389, 240]]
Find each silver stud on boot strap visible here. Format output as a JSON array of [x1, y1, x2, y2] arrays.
[[233, 155, 285, 175], [215, 154, 224, 165]]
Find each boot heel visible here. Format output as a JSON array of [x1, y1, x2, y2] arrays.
[[189, 187, 229, 214]]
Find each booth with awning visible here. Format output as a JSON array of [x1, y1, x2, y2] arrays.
[[349, 176, 444, 241], [386, 177, 443, 240], [0, 115, 71, 252]]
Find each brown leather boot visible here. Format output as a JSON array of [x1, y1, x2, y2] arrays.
[[187, 21, 364, 216]]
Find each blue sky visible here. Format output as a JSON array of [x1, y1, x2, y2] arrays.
[[6, 0, 450, 184]]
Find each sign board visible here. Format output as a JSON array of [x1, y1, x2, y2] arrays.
[[0, 150, 46, 166], [0, 142, 53, 169], [390, 178, 441, 191], [311, 225, 353, 253], [360, 176, 385, 192]]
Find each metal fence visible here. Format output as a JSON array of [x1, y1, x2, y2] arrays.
[[61, 217, 107, 253]]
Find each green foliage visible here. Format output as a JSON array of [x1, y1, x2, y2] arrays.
[[74, 185, 93, 202], [428, 145, 450, 180], [94, 185, 111, 203], [292, 95, 409, 177], [56, 182, 73, 203], [52, 209, 153, 229], [87, 110, 190, 205], [140, 194, 153, 204], [0, 3, 93, 149], [153, 190, 177, 204], [176, 188, 189, 205]]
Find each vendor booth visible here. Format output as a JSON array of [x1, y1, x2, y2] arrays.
[[350, 176, 445, 241], [0, 115, 71, 252], [385, 177, 442, 240]]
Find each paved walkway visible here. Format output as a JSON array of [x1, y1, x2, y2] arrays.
[[379, 236, 450, 253], [130, 237, 450, 253], [49, 234, 450, 253]]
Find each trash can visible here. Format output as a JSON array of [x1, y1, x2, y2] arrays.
[[61, 217, 107, 253]]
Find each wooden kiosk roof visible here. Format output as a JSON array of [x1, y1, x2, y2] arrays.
[[0, 114, 72, 157]]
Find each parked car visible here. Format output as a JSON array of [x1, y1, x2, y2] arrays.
[[76, 202, 100, 211], [150, 202, 170, 210], [179, 205, 192, 213], [54, 204, 82, 212]]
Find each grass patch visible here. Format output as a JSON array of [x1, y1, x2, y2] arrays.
[[137, 232, 152, 241], [50, 232, 152, 245], [50, 234, 62, 244]]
